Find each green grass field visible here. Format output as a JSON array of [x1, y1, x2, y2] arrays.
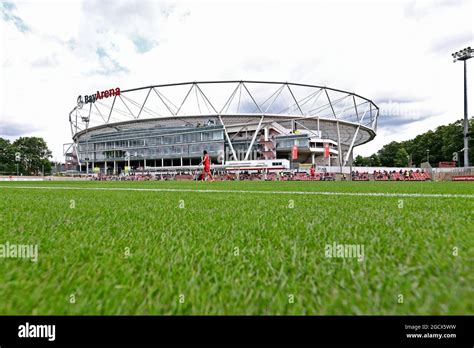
[[0, 180, 473, 315]]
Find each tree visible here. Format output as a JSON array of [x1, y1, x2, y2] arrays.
[[12, 137, 52, 175], [377, 141, 400, 167], [367, 117, 474, 167], [368, 154, 381, 166], [394, 147, 409, 167], [0, 138, 16, 174], [354, 155, 369, 166]]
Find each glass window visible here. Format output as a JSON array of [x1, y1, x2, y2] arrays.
[[212, 131, 224, 140], [189, 144, 203, 154], [297, 139, 308, 147], [202, 132, 210, 141], [185, 132, 199, 143]]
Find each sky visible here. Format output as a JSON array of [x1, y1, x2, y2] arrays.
[[0, 0, 473, 161]]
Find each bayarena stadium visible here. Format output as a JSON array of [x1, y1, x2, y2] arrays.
[[65, 81, 379, 175]]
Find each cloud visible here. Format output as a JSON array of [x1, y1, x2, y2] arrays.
[[87, 46, 129, 75], [374, 95, 428, 105], [404, 0, 468, 19], [430, 32, 473, 54], [79, 0, 172, 54], [376, 113, 435, 128], [31, 55, 59, 68], [0, 120, 39, 137]]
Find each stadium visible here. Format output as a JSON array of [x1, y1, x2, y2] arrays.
[[2, 84, 473, 319], [66, 81, 380, 175]]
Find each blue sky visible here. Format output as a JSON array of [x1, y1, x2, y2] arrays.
[[0, 0, 473, 160]]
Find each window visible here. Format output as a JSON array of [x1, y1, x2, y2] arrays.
[[212, 131, 224, 140], [189, 144, 203, 154], [297, 139, 308, 147], [201, 132, 211, 141], [185, 132, 200, 143], [146, 138, 156, 146], [115, 140, 127, 148]]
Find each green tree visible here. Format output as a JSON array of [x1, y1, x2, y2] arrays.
[[394, 147, 409, 167], [368, 154, 381, 166], [12, 137, 52, 175], [377, 141, 400, 167], [0, 138, 16, 174], [353, 155, 369, 166], [371, 117, 473, 167]]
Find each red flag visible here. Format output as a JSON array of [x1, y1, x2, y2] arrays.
[[292, 145, 298, 160], [324, 143, 330, 158]]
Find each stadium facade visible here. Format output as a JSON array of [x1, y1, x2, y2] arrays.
[[65, 81, 379, 174]]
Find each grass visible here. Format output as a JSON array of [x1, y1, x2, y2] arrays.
[[0, 180, 473, 315]]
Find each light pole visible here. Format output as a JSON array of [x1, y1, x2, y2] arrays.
[[452, 46, 473, 168], [426, 149, 430, 164], [15, 152, 20, 176]]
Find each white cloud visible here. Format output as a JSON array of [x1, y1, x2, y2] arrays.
[[0, 0, 473, 160]]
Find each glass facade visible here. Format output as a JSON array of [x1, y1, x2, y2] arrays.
[[77, 126, 224, 162], [275, 136, 309, 149], [76, 122, 318, 168]]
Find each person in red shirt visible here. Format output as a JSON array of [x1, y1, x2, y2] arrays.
[[200, 150, 214, 181], [310, 165, 315, 180]]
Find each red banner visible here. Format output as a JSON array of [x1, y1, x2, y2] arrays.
[[324, 143, 330, 158], [292, 145, 298, 160]]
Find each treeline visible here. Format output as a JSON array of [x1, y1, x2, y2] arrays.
[[354, 118, 474, 167], [0, 137, 52, 175]]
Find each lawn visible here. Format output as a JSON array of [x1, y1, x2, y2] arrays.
[[0, 180, 473, 315]]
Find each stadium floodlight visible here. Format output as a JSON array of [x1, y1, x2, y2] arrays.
[[426, 149, 430, 164], [452, 46, 473, 168]]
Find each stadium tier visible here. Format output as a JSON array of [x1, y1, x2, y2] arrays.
[[66, 81, 379, 174]]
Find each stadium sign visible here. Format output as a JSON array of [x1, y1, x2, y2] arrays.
[[77, 87, 121, 109]]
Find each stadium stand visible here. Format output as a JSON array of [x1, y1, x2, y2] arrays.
[[87, 168, 430, 182], [352, 171, 370, 181], [373, 169, 430, 181]]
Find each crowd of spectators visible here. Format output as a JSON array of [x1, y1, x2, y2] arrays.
[[88, 169, 429, 182], [351, 171, 370, 181], [351, 169, 429, 181], [373, 169, 430, 181], [89, 170, 338, 181]]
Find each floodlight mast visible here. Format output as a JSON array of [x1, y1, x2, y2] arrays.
[[452, 46, 473, 168]]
